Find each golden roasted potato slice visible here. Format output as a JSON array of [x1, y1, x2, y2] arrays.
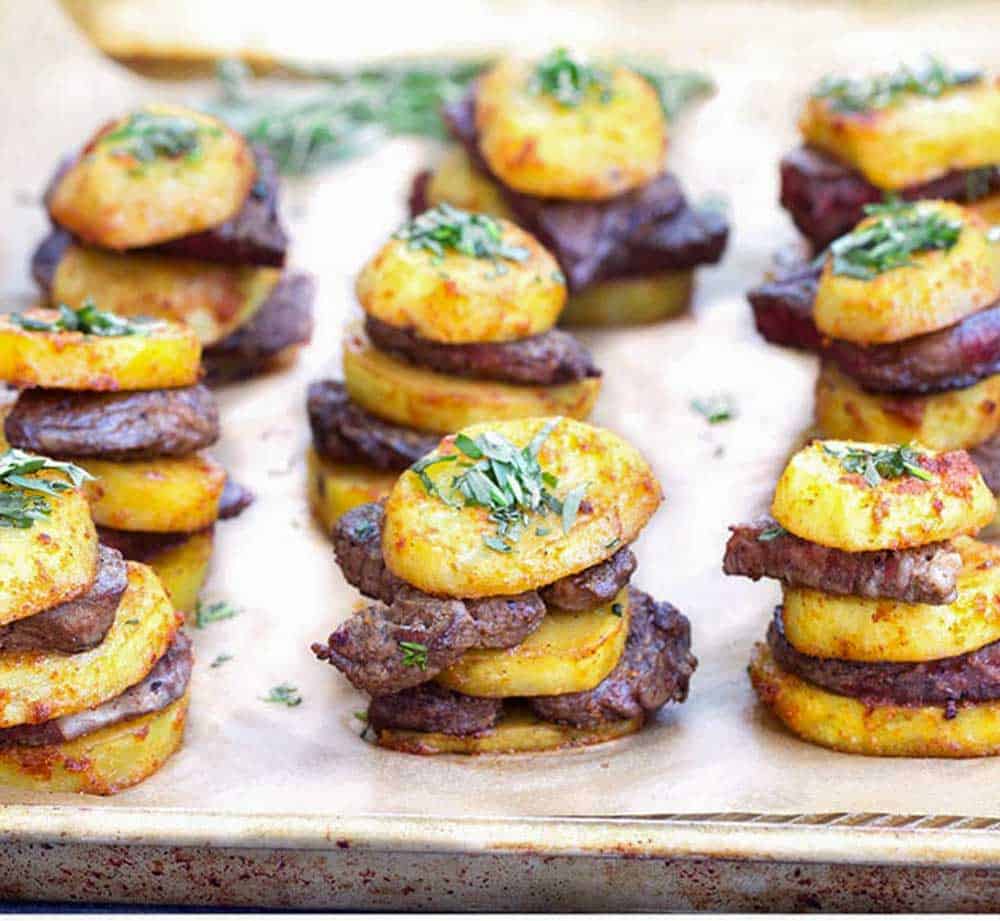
[[425, 146, 516, 221], [356, 215, 564, 344], [48, 103, 254, 250], [342, 328, 600, 434], [306, 448, 396, 535], [476, 57, 666, 200], [0, 561, 179, 727], [967, 193, 1000, 227], [771, 439, 995, 551], [750, 643, 1000, 757], [437, 589, 629, 697], [560, 271, 694, 327], [0, 693, 187, 795], [52, 244, 280, 345], [383, 417, 662, 597], [376, 702, 643, 755], [782, 537, 1000, 662], [79, 453, 225, 533], [0, 474, 98, 627], [0, 309, 201, 391], [800, 80, 1000, 190], [146, 528, 214, 614], [814, 202, 1000, 345], [815, 362, 1000, 450]]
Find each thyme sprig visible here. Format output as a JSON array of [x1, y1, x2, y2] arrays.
[[0, 450, 93, 529], [103, 111, 212, 163], [530, 48, 613, 107], [10, 300, 158, 337], [395, 204, 528, 266], [823, 443, 932, 487]]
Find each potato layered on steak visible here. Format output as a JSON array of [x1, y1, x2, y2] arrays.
[[306, 205, 602, 532], [32, 103, 313, 382], [728, 439, 1000, 757], [408, 50, 728, 327], [312, 417, 696, 754]]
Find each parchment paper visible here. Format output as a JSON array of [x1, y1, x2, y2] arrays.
[[3, 0, 1000, 821]]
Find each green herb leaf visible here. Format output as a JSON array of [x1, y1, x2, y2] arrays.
[[103, 110, 209, 163], [0, 450, 93, 529], [757, 525, 787, 542], [399, 641, 429, 670], [561, 484, 587, 535], [823, 443, 933, 487], [262, 683, 303, 707], [396, 203, 529, 267], [691, 395, 737, 424], [194, 600, 239, 629], [9, 299, 158, 338], [210, 654, 233, 668], [529, 48, 613, 107]]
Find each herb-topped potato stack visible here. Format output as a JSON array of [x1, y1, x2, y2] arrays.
[[0, 450, 190, 793], [31, 103, 314, 383], [312, 416, 696, 755], [780, 56, 1000, 250], [0, 301, 252, 612], [726, 439, 1000, 757], [306, 204, 602, 531], [409, 48, 728, 327]]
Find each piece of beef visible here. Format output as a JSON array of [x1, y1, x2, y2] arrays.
[[368, 683, 503, 736], [970, 434, 1000, 493], [218, 478, 255, 519], [30, 228, 68, 292], [540, 547, 637, 610], [529, 587, 696, 727], [0, 632, 192, 747], [333, 501, 407, 603], [5, 385, 219, 460], [97, 525, 209, 562], [746, 262, 823, 352], [308, 380, 439, 472], [0, 545, 126, 653], [364, 316, 601, 386], [724, 516, 962, 604]]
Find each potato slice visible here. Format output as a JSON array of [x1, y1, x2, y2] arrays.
[[146, 528, 214, 614], [967, 192, 1000, 227], [815, 362, 1000, 450], [814, 202, 1000, 345], [342, 327, 600, 434], [800, 80, 1000, 190], [0, 693, 187, 795], [79, 453, 225, 533], [0, 476, 98, 627], [0, 561, 180, 727], [48, 103, 254, 250], [356, 216, 564, 344], [52, 244, 281, 345], [425, 146, 517, 221], [376, 702, 643, 755], [771, 439, 995, 551], [306, 448, 396, 535], [383, 417, 662, 597], [0, 309, 201, 391], [782, 537, 1000, 662], [750, 643, 1000, 757], [476, 57, 666, 201], [437, 589, 629, 697], [560, 271, 694, 327]]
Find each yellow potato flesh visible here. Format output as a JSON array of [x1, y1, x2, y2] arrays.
[[782, 537, 1000, 662], [0, 693, 187, 795], [79, 453, 225, 533], [815, 362, 1000, 451], [48, 103, 254, 250], [814, 202, 1000, 344], [342, 328, 600, 434], [356, 218, 564, 344], [560, 271, 695, 327], [306, 447, 396, 536], [425, 146, 516, 221], [750, 643, 1000, 757], [476, 58, 666, 201], [437, 589, 629, 697], [52, 244, 280, 346], [146, 528, 214, 614], [0, 309, 201, 391], [376, 702, 643, 755], [383, 417, 662, 597], [967, 192, 1000, 227], [0, 480, 98, 627], [771, 439, 996, 551], [0, 561, 180, 727], [800, 81, 1000, 190]]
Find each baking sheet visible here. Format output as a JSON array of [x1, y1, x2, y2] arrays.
[[4, 0, 1000, 832]]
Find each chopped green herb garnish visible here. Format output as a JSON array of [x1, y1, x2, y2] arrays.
[[193, 600, 239, 629], [829, 199, 962, 281], [124, 618, 140, 626], [0, 450, 93, 529], [210, 654, 233, 669], [9, 299, 158, 337], [530, 48, 613, 107], [262, 683, 303, 707], [611, 602, 624, 617], [823, 443, 933, 487], [757, 524, 787, 542], [399, 641, 429, 670], [691, 395, 737, 424], [103, 110, 213, 163], [605, 537, 621, 550], [395, 204, 529, 267]]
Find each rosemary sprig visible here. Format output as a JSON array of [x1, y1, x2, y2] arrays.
[[823, 443, 932, 488], [0, 450, 93, 529], [9, 300, 157, 337]]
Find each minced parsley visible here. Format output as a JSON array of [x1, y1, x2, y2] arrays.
[[0, 450, 92, 529], [823, 443, 932, 487], [395, 203, 529, 267], [193, 600, 239, 629], [9, 300, 157, 337], [529, 48, 613, 107], [399, 641, 429, 670], [103, 110, 216, 164], [757, 524, 787, 542], [262, 683, 303, 707], [691, 395, 737, 424]]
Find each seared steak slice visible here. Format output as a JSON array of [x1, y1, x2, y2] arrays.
[[30, 228, 67, 292], [5, 385, 219, 460], [724, 517, 961, 604], [218, 477, 255, 519], [333, 501, 406, 603], [530, 587, 696, 727], [364, 316, 601, 386], [97, 525, 208, 562], [747, 262, 823, 352], [309, 381, 439, 471], [369, 683, 503, 736], [463, 593, 545, 649], [970, 434, 1000, 492], [540, 547, 637, 610], [768, 612, 1000, 709], [0, 631, 192, 747], [0, 545, 126, 653]]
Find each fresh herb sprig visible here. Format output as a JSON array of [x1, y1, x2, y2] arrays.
[[262, 683, 303, 707], [104, 111, 210, 163], [395, 203, 528, 268], [10, 300, 157, 338], [399, 641, 429, 670], [530, 48, 613, 107], [829, 200, 962, 281], [823, 443, 932, 487], [0, 450, 93, 529], [194, 600, 239, 629]]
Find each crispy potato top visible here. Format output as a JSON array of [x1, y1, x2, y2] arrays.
[[48, 103, 254, 250], [356, 212, 565, 344], [476, 57, 667, 200], [382, 416, 662, 597], [814, 201, 1000, 345], [771, 439, 996, 551]]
